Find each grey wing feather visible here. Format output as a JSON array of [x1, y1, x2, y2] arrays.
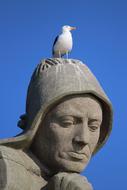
[[52, 35, 59, 55]]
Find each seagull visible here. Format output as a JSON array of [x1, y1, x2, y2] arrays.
[[52, 25, 76, 58]]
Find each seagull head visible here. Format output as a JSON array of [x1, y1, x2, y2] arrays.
[[62, 25, 76, 32]]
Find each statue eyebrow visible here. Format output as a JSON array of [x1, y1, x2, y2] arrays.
[[88, 118, 102, 123], [53, 112, 84, 118]]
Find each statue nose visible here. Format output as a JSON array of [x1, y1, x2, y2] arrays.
[[73, 122, 89, 149]]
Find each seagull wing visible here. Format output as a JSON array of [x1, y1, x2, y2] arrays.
[[52, 35, 59, 55]]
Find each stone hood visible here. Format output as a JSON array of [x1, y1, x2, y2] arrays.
[[0, 59, 113, 155]]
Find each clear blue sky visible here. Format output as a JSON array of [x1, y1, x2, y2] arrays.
[[0, 0, 127, 189]]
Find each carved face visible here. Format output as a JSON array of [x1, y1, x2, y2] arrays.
[[31, 95, 102, 174]]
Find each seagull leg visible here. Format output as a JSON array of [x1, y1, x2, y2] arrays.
[[58, 51, 61, 58]]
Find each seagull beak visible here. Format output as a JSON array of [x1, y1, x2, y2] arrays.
[[70, 26, 76, 30]]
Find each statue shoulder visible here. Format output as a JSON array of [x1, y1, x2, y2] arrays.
[[0, 145, 47, 190], [0, 145, 23, 161]]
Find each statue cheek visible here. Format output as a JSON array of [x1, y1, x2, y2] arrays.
[[89, 133, 100, 152], [49, 124, 73, 141]]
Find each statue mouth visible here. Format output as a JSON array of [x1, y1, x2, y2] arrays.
[[67, 151, 88, 160]]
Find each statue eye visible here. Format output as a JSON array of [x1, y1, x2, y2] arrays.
[[61, 120, 74, 127], [62, 120, 74, 127], [59, 116, 76, 127], [88, 120, 100, 132], [59, 116, 82, 128], [89, 125, 99, 132]]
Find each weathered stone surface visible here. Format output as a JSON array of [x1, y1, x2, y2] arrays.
[[0, 146, 47, 190], [0, 59, 113, 190]]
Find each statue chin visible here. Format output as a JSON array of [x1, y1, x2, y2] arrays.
[[47, 156, 90, 174], [59, 162, 88, 173]]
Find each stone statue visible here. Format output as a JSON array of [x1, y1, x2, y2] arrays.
[[0, 59, 113, 190]]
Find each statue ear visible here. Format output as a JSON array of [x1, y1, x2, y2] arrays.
[[17, 114, 27, 130]]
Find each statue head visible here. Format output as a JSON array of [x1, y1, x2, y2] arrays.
[[0, 58, 113, 173]]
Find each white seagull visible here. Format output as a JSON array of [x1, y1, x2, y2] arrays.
[[52, 25, 76, 58]]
